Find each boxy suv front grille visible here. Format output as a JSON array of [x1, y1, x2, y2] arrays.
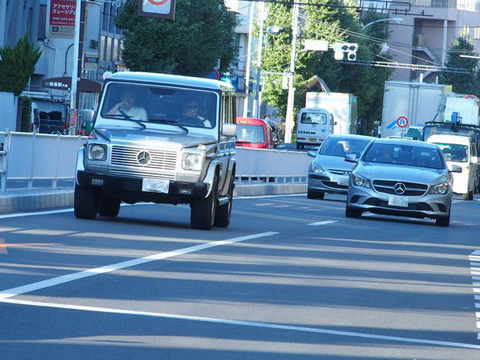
[[110, 145, 178, 180]]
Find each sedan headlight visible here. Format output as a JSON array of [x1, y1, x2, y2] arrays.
[[310, 163, 326, 175], [182, 152, 203, 171], [429, 181, 451, 195], [352, 173, 371, 188], [88, 144, 107, 161]]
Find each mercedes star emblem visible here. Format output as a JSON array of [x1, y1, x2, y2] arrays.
[[394, 182, 406, 195], [137, 151, 151, 165]]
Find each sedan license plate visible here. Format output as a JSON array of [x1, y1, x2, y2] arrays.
[[142, 178, 170, 194], [308, 138, 318, 143], [388, 195, 408, 208], [331, 175, 348, 186]]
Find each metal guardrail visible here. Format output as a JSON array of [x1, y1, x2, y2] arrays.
[[0, 132, 312, 192]]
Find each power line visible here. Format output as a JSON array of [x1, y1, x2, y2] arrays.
[[339, 60, 468, 73]]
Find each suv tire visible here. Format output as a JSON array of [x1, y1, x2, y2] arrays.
[[74, 184, 98, 220], [436, 211, 450, 227], [345, 205, 362, 218], [98, 196, 120, 217], [214, 176, 234, 228], [307, 189, 324, 199], [191, 177, 218, 230]]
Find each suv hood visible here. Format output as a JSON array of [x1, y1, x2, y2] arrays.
[[357, 162, 449, 184], [94, 126, 217, 149]]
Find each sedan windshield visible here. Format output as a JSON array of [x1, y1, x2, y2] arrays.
[[319, 137, 371, 157], [100, 83, 218, 129], [363, 143, 445, 169]]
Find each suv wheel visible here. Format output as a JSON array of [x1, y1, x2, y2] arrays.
[[98, 196, 120, 217], [436, 211, 450, 227], [191, 177, 218, 230], [74, 184, 98, 220], [468, 189, 474, 200], [345, 205, 362, 218], [214, 176, 234, 228]]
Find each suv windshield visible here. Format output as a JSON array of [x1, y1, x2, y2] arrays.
[[236, 124, 265, 143], [100, 83, 218, 129], [363, 143, 445, 169], [320, 137, 371, 157]]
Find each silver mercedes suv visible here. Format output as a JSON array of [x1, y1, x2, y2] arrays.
[[345, 138, 460, 226], [74, 72, 237, 230]]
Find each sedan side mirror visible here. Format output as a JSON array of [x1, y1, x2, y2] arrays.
[[307, 150, 316, 158], [449, 164, 462, 173], [345, 153, 358, 163]]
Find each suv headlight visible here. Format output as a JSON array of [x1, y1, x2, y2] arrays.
[[311, 163, 326, 175], [182, 152, 203, 171], [352, 173, 371, 188], [429, 181, 451, 195], [88, 144, 107, 161]]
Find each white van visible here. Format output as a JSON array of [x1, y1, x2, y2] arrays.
[[427, 134, 478, 200], [296, 108, 333, 149]]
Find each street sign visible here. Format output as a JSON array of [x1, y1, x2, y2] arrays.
[[396, 116, 409, 128], [304, 39, 329, 52], [83, 52, 99, 72], [206, 69, 220, 80], [138, 0, 176, 20], [49, 0, 76, 38]]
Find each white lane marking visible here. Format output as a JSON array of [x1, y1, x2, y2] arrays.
[[471, 250, 480, 256], [0, 231, 279, 301], [236, 194, 305, 200], [470, 250, 480, 341], [0, 208, 73, 219], [475, 295, 480, 301], [1, 299, 480, 350], [308, 220, 337, 226]]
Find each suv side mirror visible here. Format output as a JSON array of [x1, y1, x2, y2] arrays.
[[222, 123, 236, 137], [471, 156, 478, 164], [345, 153, 358, 163], [82, 109, 95, 124], [450, 164, 462, 173]]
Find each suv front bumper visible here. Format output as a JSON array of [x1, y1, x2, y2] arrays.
[[77, 170, 208, 204]]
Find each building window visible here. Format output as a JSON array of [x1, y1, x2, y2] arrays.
[[37, 5, 47, 40], [100, 35, 106, 61], [461, 26, 471, 39], [474, 27, 480, 40], [106, 37, 112, 62], [113, 38, 119, 61]]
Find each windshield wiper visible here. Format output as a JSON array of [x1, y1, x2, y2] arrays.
[[104, 110, 146, 129], [149, 118, 189, 133]]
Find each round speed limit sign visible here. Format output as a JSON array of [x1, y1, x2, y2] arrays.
[[396, 116, 409, 128]]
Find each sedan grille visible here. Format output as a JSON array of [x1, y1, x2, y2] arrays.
[[372, 180, 428, 196], [110, 146, 178, 180]]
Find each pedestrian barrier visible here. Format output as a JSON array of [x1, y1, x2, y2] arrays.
[[0, 132, 312, 192]]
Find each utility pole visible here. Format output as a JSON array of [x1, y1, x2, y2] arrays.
[[243, 2, 255, 118], [284, 2, 299, 143], [254, 1, 265, 118], [70, 0, 82, 135]]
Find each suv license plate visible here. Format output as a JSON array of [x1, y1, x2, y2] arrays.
[[142, 178, 170, 194], [388, 195, 408, 208]]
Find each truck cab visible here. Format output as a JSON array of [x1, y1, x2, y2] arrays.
[[75, 72, 237, 230], [295, 108, 333, 149], [427, 134, 478, 200]]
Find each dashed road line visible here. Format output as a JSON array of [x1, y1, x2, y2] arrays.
[[469, 250, 480, 340], [0, 231, 279, 301], [308, 220, 338, 226]]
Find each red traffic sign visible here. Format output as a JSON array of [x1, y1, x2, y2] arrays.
[[138, 0, 176, 20], [396, 116, 409, 128]]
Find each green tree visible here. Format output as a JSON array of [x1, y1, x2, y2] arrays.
[[0, 34, 41, 96], [261, 5, 393, 135], [439, 37, 480, 96], [116, 0, 237, 76]]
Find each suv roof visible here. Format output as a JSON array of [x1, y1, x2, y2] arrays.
[[427, 134, 472, 145], [107, 71, 234, 92]]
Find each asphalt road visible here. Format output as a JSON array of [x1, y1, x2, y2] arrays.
[[0, 194, 479, 359]]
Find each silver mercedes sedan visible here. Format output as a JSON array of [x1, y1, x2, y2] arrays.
[[307, 134, 373, 199], [345, 138, 460, 226]]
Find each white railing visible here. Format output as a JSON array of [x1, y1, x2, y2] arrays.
[[0, 132, 85, 191], [0, 132, 312, 191]]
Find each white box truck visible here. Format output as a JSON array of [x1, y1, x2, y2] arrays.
[[296, 92, 357, 149], [443, 94, 480, 126], [380, 81, 449, 138]]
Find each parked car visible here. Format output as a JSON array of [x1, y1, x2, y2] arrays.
[[306, 134, 372, 199], [427, 134, 478, 199], [235, 117, 275, 149], [345, 138, 459, 226]]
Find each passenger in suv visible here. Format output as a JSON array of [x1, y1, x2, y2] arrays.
[[75, 72, 237, 230]]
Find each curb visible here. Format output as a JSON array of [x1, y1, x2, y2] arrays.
[[0, 184, 307, 215]]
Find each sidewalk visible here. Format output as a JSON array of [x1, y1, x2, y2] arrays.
[[0, 183, 307, 215]]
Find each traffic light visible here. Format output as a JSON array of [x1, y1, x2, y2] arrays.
[[332, 43, 358, 61]]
